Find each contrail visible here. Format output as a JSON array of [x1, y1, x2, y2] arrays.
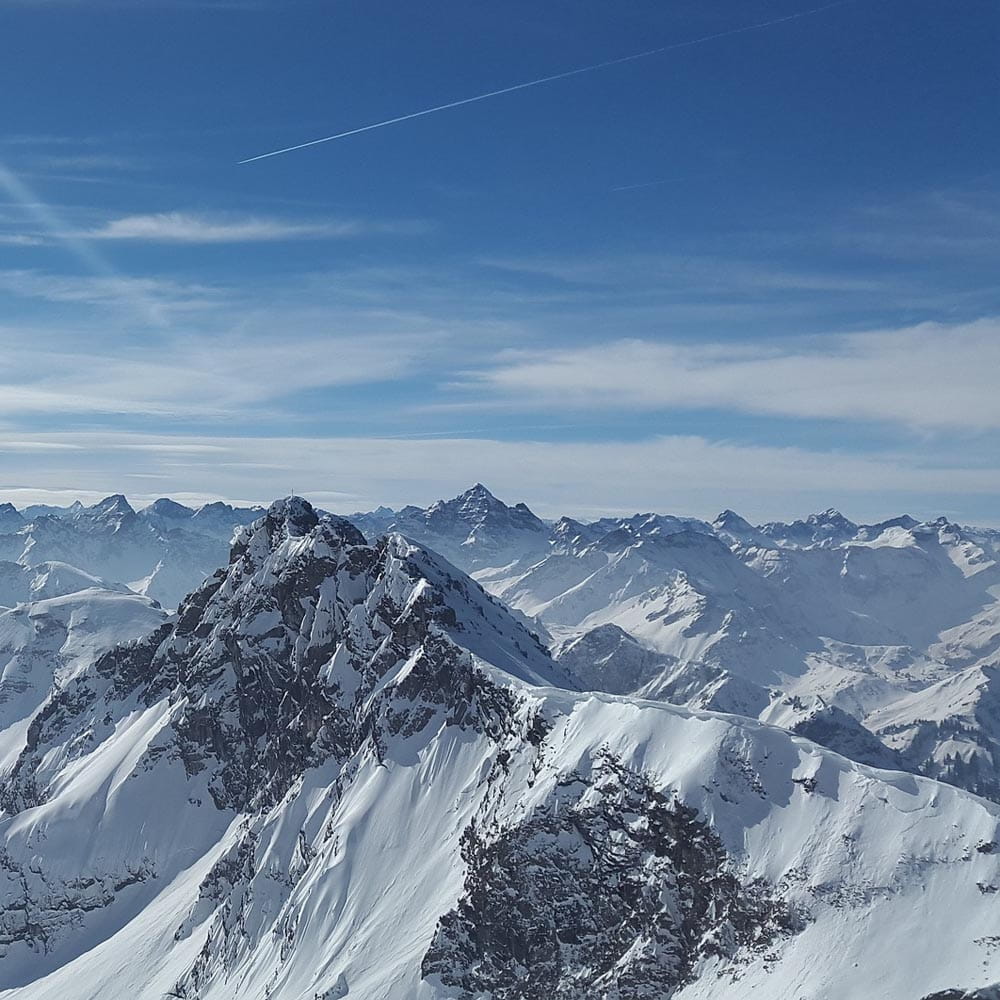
[[240, 0, 859, 164], [611, 178, 674, 193]]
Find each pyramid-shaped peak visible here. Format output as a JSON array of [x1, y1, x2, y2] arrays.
[[425, 483, 508, 518], [713, 509, 755, 532], [91, 494, 135, 516], [458, 482, 499, 503]]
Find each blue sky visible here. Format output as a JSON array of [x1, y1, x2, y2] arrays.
[[0, 0, 998, 522]]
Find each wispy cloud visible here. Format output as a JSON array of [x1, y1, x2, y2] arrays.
[[81, 211, 425, 244], [0, 268, 221, 312], [0, 234, 44, 246], [27, 153, 146, 173], [454, 317, 1000, 432], [0, 314, 448, 420], [833, 186, 1000, 260]]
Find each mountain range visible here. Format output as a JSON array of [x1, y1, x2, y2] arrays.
[[351, 485, 1000, 804], [0, 487, 998, 997], [0, 495, 263, 611]]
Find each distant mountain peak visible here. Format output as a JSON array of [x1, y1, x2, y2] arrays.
[[90, 494, 135, 516], [194, 500, 234, 514], [713, 509, 755, 533], [447, 483, 506, 515], [807, 508, 855, 527], [145, 497, 195, 518]]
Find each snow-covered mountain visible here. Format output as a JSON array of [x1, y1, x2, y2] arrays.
[[0, 496, 264, 610], [868, 663, 1000, 801], [349, 483, 551, 572], [1, 496, 998, 1000], [0, 583, 166, 783], [346, 487, 1000, 803]]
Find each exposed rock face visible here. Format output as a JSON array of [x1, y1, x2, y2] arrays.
[[0, 849, 155, 955], [553, 624, 674, 694], [2, 497, 562, 816], [423, 753, 799, 1000]]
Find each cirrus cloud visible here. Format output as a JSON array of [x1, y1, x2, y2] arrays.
[[78, 211, 426, 244], [82, 211, 365, 243], [456, 317, 1000, 432]]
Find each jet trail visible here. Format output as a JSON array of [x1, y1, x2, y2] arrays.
[[239, 0, 858, 164], [612, 178, 674, 193]]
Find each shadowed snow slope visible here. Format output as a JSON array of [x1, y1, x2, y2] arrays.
[[0, 499, 998, 999]]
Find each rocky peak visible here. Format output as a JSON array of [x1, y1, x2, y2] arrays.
[[550, 516, 601, 552], [195, 501, 234, 515], [760, 508, 860, 547], [857, 514, 920, 540], [262, 495, 321, 537], [90, 494, 135, 517], [807, 508, 856, 531], [459, 482, 497, 504], [4, 497, 563, 814], [187, 500, 266, 542], [431, 484, 545, 530], [713, 509, 755, 534], [74, 494, 137, 532], [375, 485, 549, 573], [56, 495, 140, 541]]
